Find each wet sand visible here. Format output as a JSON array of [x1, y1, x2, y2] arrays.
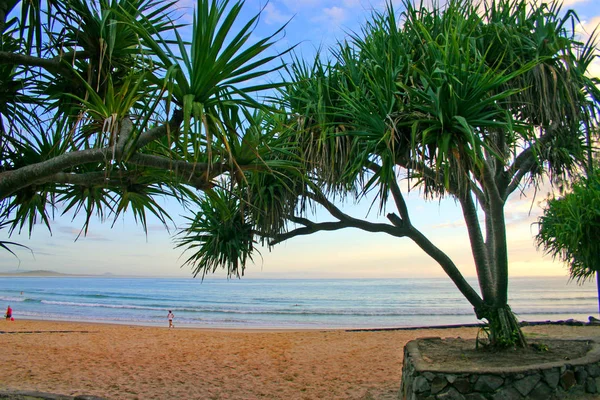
[[1, 320, 599, 399]]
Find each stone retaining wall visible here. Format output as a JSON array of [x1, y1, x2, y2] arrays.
[[399, 338, 600, 399]]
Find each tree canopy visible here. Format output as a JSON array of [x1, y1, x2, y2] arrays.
[[181, 0, 600, 347], [0, 0, 293, 255], [537, 169, 600, 284]]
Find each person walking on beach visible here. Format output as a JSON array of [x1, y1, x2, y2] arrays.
[[167, 310, 174, 328], [5, 305, 12, 321]]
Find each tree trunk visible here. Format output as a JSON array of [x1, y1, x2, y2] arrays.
[[479, 304, 526, 348], [458, 185, 526, 348]]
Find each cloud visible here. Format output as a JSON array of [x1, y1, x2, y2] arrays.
[[146, 224, 173, 233], [312, 6, 348, 27], [264, 3, 293, 25], [56, 226, 111, 242], [281, 0, 323, 12], [562, 0, 591, 5], [343, 0, 362, 7], [576, 16, 600, 40], [575, 16, 600, 80]]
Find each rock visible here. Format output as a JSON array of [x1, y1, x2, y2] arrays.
[[575, 367, 588, 385], [446, 375, 458, 384], [423, 372, 436, 381], [513, 374, 540, 396], [585, 377, 597, 393], [453, 378, 472, 394], [560, 370, 577, 390], [560, 365, 567, 374], [0, 391, 73, 399], [473, 375, 504, 392], [564, 319, 584, 326], [492, 386, 523, 400], [0, 391, 106, 400], [528, 382, 553, 400], [587, 364, 600, 378], [431, 376, 448, 394], [464, 394, 487, 400], [436, 387, 465, 400], [542, 369, 560, 388], [413, 376, 431, 394]]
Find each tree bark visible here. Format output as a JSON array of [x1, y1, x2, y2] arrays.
[[407, 227, 485, 314], [479, 304, 526, 348], [0, 112, 184, 199], [459, 191, 495, 302]]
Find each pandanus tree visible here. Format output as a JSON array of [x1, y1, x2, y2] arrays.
[[0, 0, 293, 254], [180, 0, 600, 347]]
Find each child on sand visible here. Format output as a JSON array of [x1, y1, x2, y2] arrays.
[[167, 310, 174, 328], [5, 305, 12, 321]]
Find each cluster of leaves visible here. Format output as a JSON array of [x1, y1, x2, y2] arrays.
[[283, 0, 598, 205], [537, 169, 600, 283], [0, 0, 293, 262]]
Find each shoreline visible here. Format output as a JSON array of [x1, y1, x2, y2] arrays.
[[3, 315, 595, 333], [1, 319, 599, 399]]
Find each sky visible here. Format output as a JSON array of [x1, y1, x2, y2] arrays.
[[1, 0, 599, 282]]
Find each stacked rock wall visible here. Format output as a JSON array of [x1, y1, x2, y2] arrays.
[[399, 338, 600, 399]]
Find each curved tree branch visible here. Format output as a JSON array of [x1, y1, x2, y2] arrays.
[[0, 50, 90, 75], [0, 112, 184, 199], [368, 162, 411, 226], [269, 220, 349, 245], [503, 129, 556, 199], [407, 226, 484, 312]]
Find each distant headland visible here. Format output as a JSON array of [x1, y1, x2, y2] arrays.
[[0, 270, 101, 277]]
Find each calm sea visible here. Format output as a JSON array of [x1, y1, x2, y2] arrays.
[[0, 277, 596, 329]]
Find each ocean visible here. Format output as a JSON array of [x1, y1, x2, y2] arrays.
[[0, 276, 596, 329]]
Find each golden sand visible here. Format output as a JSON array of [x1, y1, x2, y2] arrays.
[[1, 320, 598, 399]]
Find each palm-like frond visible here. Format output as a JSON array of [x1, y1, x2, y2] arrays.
[[1, 0, 293, 261], [176, 189, 255, 279], [537, 170, 600, 283], [130, 0, 290, 166], [282, 0, 599, 207]]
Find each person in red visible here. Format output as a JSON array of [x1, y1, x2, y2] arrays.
[[5, 305, 12, 321]]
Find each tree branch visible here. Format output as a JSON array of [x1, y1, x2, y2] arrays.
[[368, 162, 411, 226], [469, 178, 488, 212], [0, 50, 90, 75], [133, 109, 183, 150], [1, 146, 113, 198], [269, 221, 350, 245], [306, 191, 352, 222], [268, 191, 411, 247], [32, 162, 216, 191], [286, 215, 314, 226], [35, 171, 135, 187], [503, 130, 555, 199], [0, 112, 183, 199], [407, 227, 484, 312]]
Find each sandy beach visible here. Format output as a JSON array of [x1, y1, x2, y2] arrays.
[[1, 320, 599, 399]]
